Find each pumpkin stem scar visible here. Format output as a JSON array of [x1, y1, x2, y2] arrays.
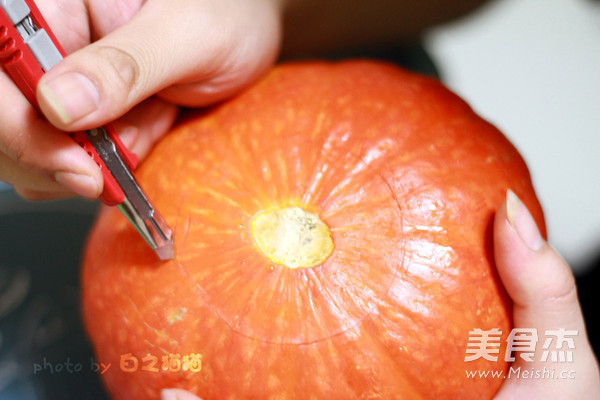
[[250, 207, 334, 269]]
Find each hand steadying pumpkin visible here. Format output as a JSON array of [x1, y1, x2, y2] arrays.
[[492, 192, 599, 399], [156, 192, 600, 400]]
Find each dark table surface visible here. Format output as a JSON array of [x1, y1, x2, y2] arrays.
[[0, 189, 108, 399]]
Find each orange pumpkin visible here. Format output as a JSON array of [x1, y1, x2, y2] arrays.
[[82, 60, 545, 399]]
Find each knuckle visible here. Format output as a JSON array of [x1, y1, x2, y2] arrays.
[[94, 45, 143, 104], [542, 252, 579, 306], [548, 274, 578, 306], [4, 130, 33, 169]]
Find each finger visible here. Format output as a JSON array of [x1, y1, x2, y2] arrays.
[[0, 148, 78, 201], [34, 0, 91, 53], [0, 152, 61, 192], [0, 76, 102, 198], [493, 190, 600, 399], [14, 186, 75, 201], [78, 0, 144, 41], [495, 190, 580, 332], [36, 0, 282, 131], [160, 389, 203, 400], [114, 97, 178, 160]]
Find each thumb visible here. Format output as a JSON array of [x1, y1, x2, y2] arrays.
[[36, 0, 281, 131], [493, 190, 600, 399]]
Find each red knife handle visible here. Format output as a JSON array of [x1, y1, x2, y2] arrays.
[[70, 124, 139, 206], [0, 0, 66, 105], [0, 11, 42, 105]]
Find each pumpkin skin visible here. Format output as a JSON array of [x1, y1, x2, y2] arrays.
[[82, 60, 545, 400]]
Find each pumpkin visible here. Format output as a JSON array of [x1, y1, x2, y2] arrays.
[[81, 60, 545, 400]]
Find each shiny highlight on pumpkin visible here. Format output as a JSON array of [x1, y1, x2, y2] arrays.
[[250, 206, 334, 269]]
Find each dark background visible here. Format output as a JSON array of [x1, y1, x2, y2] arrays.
[[0, 192, 107, 399]]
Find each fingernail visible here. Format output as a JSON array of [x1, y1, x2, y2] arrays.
[[54, 171, 100, 198], [160, 389, 176, 400], [160, 389, 201, 400], [38, 72, 100, 125], [506, 189, 544, 251]]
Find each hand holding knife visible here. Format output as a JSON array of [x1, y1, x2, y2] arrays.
[[1, 0, 174, 260]]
